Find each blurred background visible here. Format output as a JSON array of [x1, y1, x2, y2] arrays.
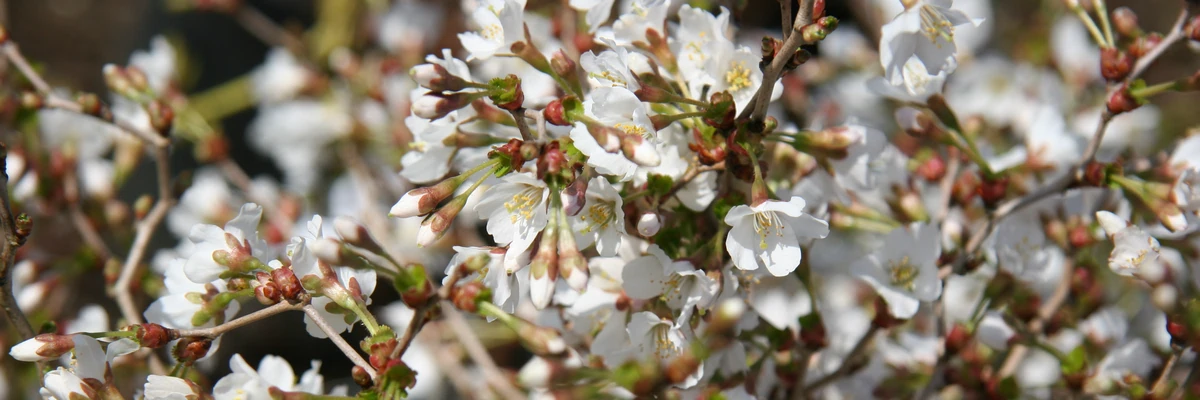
[[1, 0, 1196, 395]]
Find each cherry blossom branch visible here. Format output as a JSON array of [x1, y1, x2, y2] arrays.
[[216, 158, 294, 235], [0, 143, 33, 341], [302, 304, 378, 381], [801, 325, 880, 395], [441, 300, 525, 400], [62, 170, 113, 260], [779, 0, 793, 41], [995, 260, 1075, 378], [173, 300, 307, 339], [740, 0, 816, 128], [388, 304, 430, 360], [1152, 347, 1184, 396], [232, 4, 304, 54]]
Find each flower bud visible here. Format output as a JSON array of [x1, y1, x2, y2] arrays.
[[1107, 84, 1140, 114], [334, 216, 384, 253], [255, 282, 282, 305], [417, 193, 469, 247], [1187, 15, 1200, 43], [791, 127, 860, 159], [707, 298, 746, 337], [1155, 202, 1188, 233], [1111, 7, 1140, 37], [666, 350, 702, 384], [147, 99, 174, 135], [550, 49, 581, 92], [634, 85, 675, 103], [410, 63, 468, 92], [561, 179, 588, 217], [391, 175, 467, 218], [412, 92, 474, 120], [1152, 284, 1178, 312], [1100, 48, 1135, 82], [558, 223, 589, 291], [136, 323, 172, 349], [637, 212, 662, 236], [172, 337, 212, 365], [271, 266, 303, 301], [451, 281, 490, 313], [9, 333, 75, 361], [517, 325, 567, 357], [916, 154, 947, 181], [976, 175, 1008, 208], [529, 221, 560, 310], [103, 64, 134, 97], [544, 98, 569, 126], [896, 107, 940, 140]]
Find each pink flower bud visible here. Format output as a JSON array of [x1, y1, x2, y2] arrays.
[[9, 333, 75, 362], [621, 134, 661, 167]]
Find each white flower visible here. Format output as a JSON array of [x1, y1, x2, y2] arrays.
[[1087, 339, 1160, 392], [1025, 107, 1084, 172], [377, 0, 446, 51], [183, 203, 267, 284], [674, 5, 731, 84], [458, 0, 527, 60], [145, 255, 242, 330], [571, 177, 626, 256], [251, 48, 310, 103], [400, 114, 459, 184], [850, 222, 942, 319], [129, 36, 176, 94], [1096, 211, 1163, 279], [289, 217, 378, 338], [248, 100, 352, 193], [703, 37, 765, 113], [572, 87, 661, 180], [143, 375, 202, 400], [1173, 169, 1200, 213], [879, 0, 981, 84], [724, 196, 830, 276], [610, 0, 669, 46], [1171, 135, 1200, 172], [475, 172, 550, 268], [579, 45, 644, 90], [621, 244, 718, 309], [868, 55, 950, 103], [38, 108, 123, 160], [569, 0, 616, 33], [167, 167, 236, 238], [1051, 16, 1101, 84], [746, 273, 812, 332], [213, 354, 330, 399], [39, 336, 139, 400], [446, 246, 521, 315]]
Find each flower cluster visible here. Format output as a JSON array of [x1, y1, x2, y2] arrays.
[[3, 0, 1200, 399]]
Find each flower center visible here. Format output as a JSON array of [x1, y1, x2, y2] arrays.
[[919, 5, 955, 45], [408, 141, 428, 152], [579, 202, 617, 233], [651, 324, 680, 359], [901, 61, 935, 95], [725, 61, 753, 92], [504, 186, 543, 224], [615, 122, 649, 138], [588, 70, 627, 87], [753, 211, 785, 250], [888, 256, 919, 291], [481, 24, 504, 41]]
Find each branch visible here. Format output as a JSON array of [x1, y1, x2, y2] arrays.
[[1152, 347, 1184, 396], [302, 304, 378, 381], [389, 303, 430, 360], [995, 260, 1075, 378], [441, 300, 525, 400], [801, 325, 880, 394], [0, 143, 33, 340], [232, 4, 305, 54], [173, 300, 306, 339], [740, 0, 816, 127], [62, 170, 113, 260]]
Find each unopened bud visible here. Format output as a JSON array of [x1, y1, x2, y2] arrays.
[[410, 63, 468, 92], [550, 50, 580, 91], [1187, 15, 1200, 43], [311, 238, 345, 265], [1100, 48, 1135, 82], [352, 365, 374, 388], [136, 323, 172, 348], [8, 333, 75, 361], [334, 216, 383, 253], [800, 17, 839, 42], [634, 85, 675, 103], [518, 325, 567, 357], [452, 281, 490, 313], [916, 154, 947, 181], [708, 298, 746, 336], [271, 267, 303, 300], [896, 107, 940, 140], [1111, 7, 1140, 37], [945, 324, 971, 354], [20, 91, 43, 109], [124, 66, 150, 93], [666, 351, 702, 384], [1156, 202, 1188, 233], [529, 223, 560, 309], [1152, 285, 1178, 312], [976, 175, 1008, 208], [637, 212, 662, 236], [558, 225, 589, 291], [391, 175, 466, 218], [417, 193, 469, 247], [561, 179, 588, 217], [147, 100, 174, 135], [793, 127, 860, 159], [412, 92, 474, 120], [103, 64, 133, 96], [255, 282, 282, 305], [544, 98, 569, 126], [172, 337, 212, 365], [1107, 84, 1141, 114]]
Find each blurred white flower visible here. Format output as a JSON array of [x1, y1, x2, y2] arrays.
[[850, 223, 942, 319]]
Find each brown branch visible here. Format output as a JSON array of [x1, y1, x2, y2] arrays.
[[801, 325, 880, 395], [389, 304, 430, 360], [62, 171, 113, 260], [232, 5, 305, 55], [441, 300, 525, 400], [302, 304, 378, 380], [0, 143, 33, 340], [1153, 347, 1184, 396], [995, 261, 1075, 378], [739, 0, 816, 128], [173, 300, 306, 339]]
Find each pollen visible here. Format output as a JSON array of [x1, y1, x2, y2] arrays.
[[504, 186, 543, 224], [753, 211, 785, 250], [919, 5, 956, 46], [579, 202, 616, 233], [651, 324, 680, 359], [725, 61, 753, 92], [588, 70, 627, 87], [408, 141, 428, 152], [481, 24, 503, 41], [615, 122, 650, 138], [888, 256, 919, 291]]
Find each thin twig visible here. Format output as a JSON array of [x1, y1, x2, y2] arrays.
[[1153, 348, 1183, 396], [216, 159, 293, 235], [996, 260, 1076, 378], [509, 108, 534, 141], [232, 5, 305, 54], [389, 304, 430, 360], [173, 300, 306, 339], [801, 325, 880, 395], [779, 0, 793, 41], [62, 171, 113, 260], [441, 300, 525, 400], [0, 143, 33, 341], [740, 0, 816, 128], [302, 304, 378, 380]]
